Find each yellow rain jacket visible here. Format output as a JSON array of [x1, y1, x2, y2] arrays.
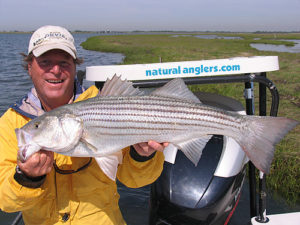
[[0, 85, 164, 225]]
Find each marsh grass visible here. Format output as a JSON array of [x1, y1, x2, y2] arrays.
[[81, 32, 300, 204]]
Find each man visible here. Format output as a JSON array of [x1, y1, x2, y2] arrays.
[[0, 25, 167, 224]]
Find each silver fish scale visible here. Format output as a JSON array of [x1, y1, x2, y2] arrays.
[[71, 95, 243, 137]]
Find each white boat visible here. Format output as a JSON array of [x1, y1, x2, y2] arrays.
[[251, 212, 300, 225]]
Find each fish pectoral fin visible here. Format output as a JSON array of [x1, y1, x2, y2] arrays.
[[175, 135, 213, 166], [80, 138, 98, 153], [150, 78, 201, 103], [94, 151, 123, 181]]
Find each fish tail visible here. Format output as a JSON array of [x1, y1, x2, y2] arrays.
[[239, 116, 299, 174]]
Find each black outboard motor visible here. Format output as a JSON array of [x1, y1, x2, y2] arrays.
[[149, 92, 248, 225]]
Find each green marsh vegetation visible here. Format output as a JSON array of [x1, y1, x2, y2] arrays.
[[81, 32, 300, 204]]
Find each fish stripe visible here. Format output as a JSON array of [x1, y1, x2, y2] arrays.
[[77, 108, 240, 130], [77, 99, 239, 124], [85, 118, 233, 130]]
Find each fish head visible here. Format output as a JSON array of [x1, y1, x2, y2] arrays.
[[16, 113, 83, 161]]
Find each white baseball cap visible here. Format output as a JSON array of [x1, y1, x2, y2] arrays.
[[28, 25, 77, 59]]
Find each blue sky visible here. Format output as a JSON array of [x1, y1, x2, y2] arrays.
[[0, 0, 299, 32]]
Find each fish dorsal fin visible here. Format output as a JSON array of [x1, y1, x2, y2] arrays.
[[150, 78, 201, 103], [100, 74, 143, 96], [175, 135, 213, 165]]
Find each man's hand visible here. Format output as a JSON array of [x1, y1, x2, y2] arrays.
[[17, 150, 54, 178], [133, 140, 169, 157]]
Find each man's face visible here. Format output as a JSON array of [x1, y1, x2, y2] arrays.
[[28, 49, 76, 110]]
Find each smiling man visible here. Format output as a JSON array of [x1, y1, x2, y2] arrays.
[[0, 25, 166, 225], [26, 26, 79, 112], [28, 49, 76, 111]]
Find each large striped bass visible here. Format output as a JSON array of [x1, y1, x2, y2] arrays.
[[16, 75, 299, 179]]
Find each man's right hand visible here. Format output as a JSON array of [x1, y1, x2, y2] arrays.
[[17, 150, 54, 178]]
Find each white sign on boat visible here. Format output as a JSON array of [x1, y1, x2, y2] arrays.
[[86, 56, 279, 81], [251, 212, 300, 225]]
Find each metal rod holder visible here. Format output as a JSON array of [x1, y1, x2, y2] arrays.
[[244, 80, 258, 218]]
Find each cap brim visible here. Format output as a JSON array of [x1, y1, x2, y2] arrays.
[[32, 43, 77, 59]]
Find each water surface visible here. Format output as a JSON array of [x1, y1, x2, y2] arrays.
[[250, 40, 300, 53], [194, 34, 243, 40], [0, 33, 124, 115]]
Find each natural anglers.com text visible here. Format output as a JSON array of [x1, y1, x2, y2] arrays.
[[145, 64, 241, 76]]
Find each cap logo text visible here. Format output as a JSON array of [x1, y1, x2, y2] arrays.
[[32, 32, 74, 47]]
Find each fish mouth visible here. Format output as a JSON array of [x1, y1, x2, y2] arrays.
[[15, 128, 24, 146], [15, 128, 33, 162], [17, 146, 28, 162], [17, 143, 41, 162], [15, 128, 31, 146]]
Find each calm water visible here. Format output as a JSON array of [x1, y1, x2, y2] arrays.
[[251, 40, 300, 53], [173, 34, 300, 53], [0, 33, 299, 225], [194, 34, 243, 40], [0, 32, 124, 115]]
